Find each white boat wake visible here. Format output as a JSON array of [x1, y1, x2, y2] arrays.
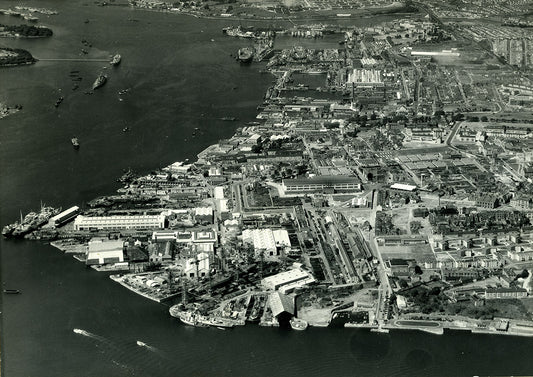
[[136, 340, 159, 353], [72, 328, 112, 346]]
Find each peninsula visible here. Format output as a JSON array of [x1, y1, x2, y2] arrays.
[[0, 23, 53, 38], [3, 0, 533, 337], [0, 47, 36, 66]]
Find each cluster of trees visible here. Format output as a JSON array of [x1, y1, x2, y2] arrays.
[[368, 129, 403, 151], [375, 212, 401, 236], [403, 285, 446, 314], [1, 24, 53, 37], [429, 209, 531, 234]]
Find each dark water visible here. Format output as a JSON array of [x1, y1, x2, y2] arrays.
[[1, 2, 533, 377]]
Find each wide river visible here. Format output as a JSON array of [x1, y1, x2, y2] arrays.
[[1, 2, 533, 376]]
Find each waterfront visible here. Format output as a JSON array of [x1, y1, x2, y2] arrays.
[[2, 2, 533, 377]]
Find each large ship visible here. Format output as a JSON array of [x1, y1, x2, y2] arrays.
[[92, 73, 107, 90], [201, 317, 235, 328], [2, 223, 18, 237], [110, 54, 121, 66], [237, 47, 254, 63], [169, 305, 207, 327], [4, 206, 60, 238]]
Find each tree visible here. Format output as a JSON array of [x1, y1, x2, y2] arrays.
[[410, 221, 422, 234]]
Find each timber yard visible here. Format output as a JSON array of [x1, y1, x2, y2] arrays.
[[3, 0, 533, 338]]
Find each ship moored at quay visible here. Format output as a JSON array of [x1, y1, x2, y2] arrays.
[[169, 305, 236, 329], [2, 206, 60, 238]]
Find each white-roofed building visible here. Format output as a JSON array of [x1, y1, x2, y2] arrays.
[[243, 228, 288, 261], [390, 183, 417, 192], [74, 214, 165, 231], [268, 292, 295, 323], [184, 252, 210, 279], [262, 268, 315, 292], [194, 207, 214, 224], [86, 239, 125, 265], [214, 186, 225, 200]]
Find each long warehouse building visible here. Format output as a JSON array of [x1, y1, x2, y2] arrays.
[[74, 214, 166, 231]]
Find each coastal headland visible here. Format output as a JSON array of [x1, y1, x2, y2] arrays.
[[3, 0, 533, 340]]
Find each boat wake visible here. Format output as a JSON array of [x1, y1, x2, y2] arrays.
[[72, 328, 112, 346], [136, 340, 158, 352]]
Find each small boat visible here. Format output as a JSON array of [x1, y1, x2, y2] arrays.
[[73, 328, 89, 335], [136, 340, 147, 347], [54, 96, 64, 108], [220, 117, 237, 121], [92, 74, 107, 90], [110, 54, 121, 66], [290, 318, 308, 331], [3, 289, 21, 294], [216, 327, 226, 330], [122, 127, 130, 132], [71, 137, 80, 149]]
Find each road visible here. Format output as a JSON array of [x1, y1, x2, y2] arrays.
[[445, 120, 462, 146]]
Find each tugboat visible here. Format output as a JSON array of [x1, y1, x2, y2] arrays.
[[92, 74, 107, 90], [237, 47, 254, 63], [71, 137, 80, 149], [110, 54, 121, 66]]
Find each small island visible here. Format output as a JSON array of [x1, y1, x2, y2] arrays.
[[0, 24, 53, 38], [0, 47, 37, 67]]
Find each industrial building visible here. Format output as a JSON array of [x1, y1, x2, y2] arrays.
[[184, 252, 210, 279], [74, 214, 166, 231], [242, 228, 291, 261], [86, 239, 125, 265], [261, 268, 315, 293], [281, 175, 361, 194], [50, 206, 80, 227]]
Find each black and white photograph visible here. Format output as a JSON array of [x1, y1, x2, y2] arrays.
[[1, 0, 533, 376]]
